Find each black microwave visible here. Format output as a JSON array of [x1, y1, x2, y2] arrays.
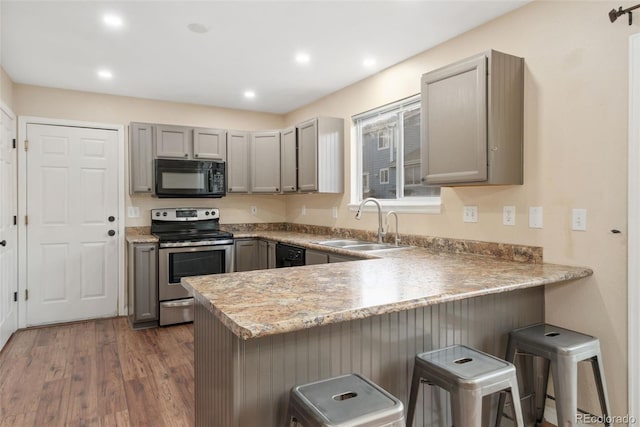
[[155, 159, 226, 198]]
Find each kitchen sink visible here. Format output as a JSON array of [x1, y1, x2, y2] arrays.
[[315, 240, 408, 252], [314, 239, 374, 248]]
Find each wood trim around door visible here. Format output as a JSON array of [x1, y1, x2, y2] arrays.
[[17, 117, 126, 328], [628, 33, 640, 423]]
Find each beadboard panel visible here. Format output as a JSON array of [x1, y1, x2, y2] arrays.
[[195, 287, 544, 427]]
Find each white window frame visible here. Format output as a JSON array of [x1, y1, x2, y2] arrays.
[[377, 130, 390, 150], [349, 94, 441, 214]]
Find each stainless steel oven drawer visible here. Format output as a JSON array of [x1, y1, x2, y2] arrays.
[[159, 298, 194, 326]]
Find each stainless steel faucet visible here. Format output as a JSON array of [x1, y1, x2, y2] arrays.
[[355, 197, 385, 243], [386, 211, 400, 246]]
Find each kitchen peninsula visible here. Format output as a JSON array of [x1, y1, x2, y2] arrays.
[[182, 231, 592, 427]]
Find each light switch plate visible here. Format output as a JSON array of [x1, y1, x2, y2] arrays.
[[127, 206, 140, 218], [463, 206, 478, 223], [332, 207, 338, 219], [301, 205, 306, 216], [529, 207, 543, 229]]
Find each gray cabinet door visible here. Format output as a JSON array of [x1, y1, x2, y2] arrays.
[[251, 131, 281, 193], [128, 243, 158, 328], [227, 130, 250, 193], [235, 239, 259, 272], [267, 241, 276, 269], [421, 53, 487, 184], [129, 123, 154, 194], [305, 249, 328, 265], [156, 125, 191, 159], [258, 240, 269, 270], [328, 253, 359, 263], [280, 127, 297, 192], [194, 128, 226, 160], [297, 118, 318, 192]]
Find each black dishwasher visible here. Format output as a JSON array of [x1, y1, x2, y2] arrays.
[[275, 243, 305, 268]]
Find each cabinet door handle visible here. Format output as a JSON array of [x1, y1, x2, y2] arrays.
[[148, 187, 151, 191], [229, 188, 232, 192], [276, 188, 279, 192], [184, 154, 188, 158], [195, 154, 199, 158]]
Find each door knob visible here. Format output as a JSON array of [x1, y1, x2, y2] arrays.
[[108, 216, 115, 222], [0, 240, 6, 247], [108, 230, 116, 236]]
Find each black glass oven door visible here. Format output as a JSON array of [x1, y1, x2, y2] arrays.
[[169, 249, 224, 284]]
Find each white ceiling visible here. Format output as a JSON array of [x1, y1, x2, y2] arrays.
[[0, 1, 528, 114]]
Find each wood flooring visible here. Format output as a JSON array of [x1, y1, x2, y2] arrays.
[[0, 317, 194, 427]]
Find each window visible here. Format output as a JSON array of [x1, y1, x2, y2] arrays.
[[379, 168, 389, 184], [352, 95, 440, 211]]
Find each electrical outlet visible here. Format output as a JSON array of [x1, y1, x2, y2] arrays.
[[301, 205, 306, 216], [503, 206, 516, 226], [250, 206, 257, 215], [529, 207, 543, 229], [332, 207, 338, 219], [572, 208, 587, 231], [463, 206, 478, 223]]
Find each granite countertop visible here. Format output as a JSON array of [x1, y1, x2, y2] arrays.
[[183, 231, 593, 340]]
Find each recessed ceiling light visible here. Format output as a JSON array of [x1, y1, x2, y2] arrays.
[[363, 57, 376, 67], [295, 53, 311, 64], [97, 69, 113, 80], [103, 14, 123, 28], [187, 23, 209, 34], [244, 90, 256, 99]]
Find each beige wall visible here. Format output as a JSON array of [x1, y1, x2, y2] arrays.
[[284, 1, 635, 416], [1, 66, 14, 108], [13, 84, 287, 226]]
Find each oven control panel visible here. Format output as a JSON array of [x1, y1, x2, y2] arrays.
[[152, 208, 220, 221]]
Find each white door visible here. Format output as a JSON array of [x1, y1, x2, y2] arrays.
[[0, 105, 18, 349], [25, 124, 119, 326]]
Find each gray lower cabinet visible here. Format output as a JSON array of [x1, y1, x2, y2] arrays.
[[258, 239, 277, 269], [127, 242, 158, 329], [305, 249, 328, 265], [129, 123, 155, 194], [235, 238, 260, 272], [421, 49, 524, 186]]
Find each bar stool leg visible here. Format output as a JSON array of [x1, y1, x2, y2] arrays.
[[551, 358, 578, 427], [406, 367, 422, 427], [452, 389, 482, 427], [533, 357, 551, 425], [495, 339, 517, 427], [590, 355, 612, 427], [509, 385, 525, 427]]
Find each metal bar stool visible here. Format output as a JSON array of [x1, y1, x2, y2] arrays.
[[495, 323, 611, 427], [287, 373, 405, 427], [406, 344, 524, 427]]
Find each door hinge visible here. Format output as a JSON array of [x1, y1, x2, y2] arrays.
[[24, 139, 29, 151], [13, 215, 17, 226], [24, 215, 28, 225], [13, 291, 17, 302], [12, 138, 16, 149], [25, 289, 29, 301]]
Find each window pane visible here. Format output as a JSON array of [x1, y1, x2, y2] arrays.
[[362, 115, 397, 199], [403, 108, 439, 197]]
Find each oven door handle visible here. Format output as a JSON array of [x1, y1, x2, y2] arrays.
[[161, 299, 194, 308]]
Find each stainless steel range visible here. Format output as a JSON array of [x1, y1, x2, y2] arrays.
[[151, 207, 234, 326]]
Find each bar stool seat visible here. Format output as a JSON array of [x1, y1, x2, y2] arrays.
[[406, 344, 524, 427], [287, 373, 405, 427], [496, 323, 611, 427]]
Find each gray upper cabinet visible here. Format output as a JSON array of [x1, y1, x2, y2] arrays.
[[194, 128, 227, 160], [155, 124, 191, 159], [251, 131, 281, 193], [296, 117, 344, 193], [129, 123, 154, 194], [421, 50, 524, 186], [227, 130, 250, 193], [280, 127, 297, 193]]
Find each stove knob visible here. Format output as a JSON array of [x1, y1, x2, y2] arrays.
[[205, 211, 209, 216], [155, 212, 160, 217], [163, 212, 168, 216], [210, 210, 215, 216]]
